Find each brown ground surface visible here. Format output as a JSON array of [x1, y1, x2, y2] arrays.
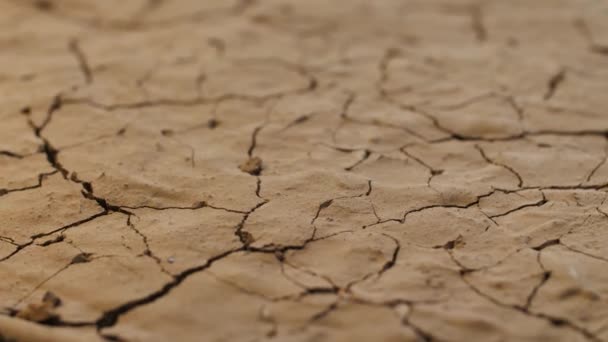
[[1, 0, 608, 341]]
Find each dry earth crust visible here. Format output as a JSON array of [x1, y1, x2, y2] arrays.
[[1, 0, 608, 341]]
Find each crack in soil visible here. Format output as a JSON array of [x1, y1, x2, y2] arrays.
[[3, 2, 608, 341]]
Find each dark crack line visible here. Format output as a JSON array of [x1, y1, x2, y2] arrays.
[[317, 142, 373, 155], [344, 149, 371, 171], [235, 201, 269, 246], [81, 191, 133, 216], [400, 147, 439, 173], [118, 202, 247, 214], [489, 192, 548, 219], [281, 112, 315, 131], [591, 45, 608, 56], [340, 94, 430, 143], [345, 233, 401, 290], [597, 207, 608, 220], [375, 49, 449, 142], [506, 96, 525, 123], [322, 232, 400, 294], [207, 273, 281, 302], [68, 39, 93, 84], [363, 218, 402, 229], [430, 92, 497, 112], [369, 202, 382, 225], [378, 233, 400, 275], [249, 225, 321, 254], [39, 138, 65, 176], [229, 57, 318, 93], [561, 242, 608, 264], [247, 226, 317, 255], [586, 142, 608, 183], [0, 150, 24, 159], [0, 211, 108, 263], [32, 95, 62, 136], [309, 301, 339, 322], [0, 236, 19, 246], [400, 306, 436, 342], [450, 246, 528, 276], [365, 180, 373, 196], [248, 125, 263, 157], [544, 68, 566, 101], [497, 182, 608, 192], [469, 3, 486, 42], [384, 99, 458, 140], [573, 18, 608, 57], [340, 91, 357, 115], [279, 261, 337, 291], [400, 146, 444, 187], [13, 251, 97, 308], [429, 128, 608, 144], [478, 207, 499, 226], [255, 177, 264, 199], [348, 112, 429, 142], [32, 212, 109, 240], [532, 238, 562, 252], [219, 265, 338, 301], [348, 297, 440, 342], [310, 181, 374, 225], [275, 232, 357, 291], [475, 144, 524, 187], [0, 171, 58, 198], [37, 235, 65, 247], [443, 240, 475, 273], [439, 233, 563, 306], [524, 261, 551, 309], [330, 92, 356, 143], [126, 216, 171, 276], [399, 189, 496, 223], [311, 199, 333, 225]]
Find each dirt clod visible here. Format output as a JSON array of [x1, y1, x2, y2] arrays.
[[239, 157, 263, 176]]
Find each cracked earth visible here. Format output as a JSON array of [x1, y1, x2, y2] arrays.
[[1, 0, 608, 341]]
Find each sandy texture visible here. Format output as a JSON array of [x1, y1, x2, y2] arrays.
[[1, 0, 608, 341]]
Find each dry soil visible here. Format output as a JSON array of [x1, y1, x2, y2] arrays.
[[1, 0, 608, 341]]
